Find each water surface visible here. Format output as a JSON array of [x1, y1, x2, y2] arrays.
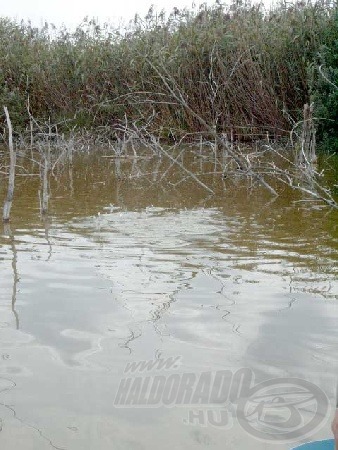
[[0, 151, 337, 450]]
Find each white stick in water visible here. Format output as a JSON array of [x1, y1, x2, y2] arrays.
[[3, 106, 16, 222]]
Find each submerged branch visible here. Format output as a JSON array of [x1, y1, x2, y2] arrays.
[[133, 126, 215, 194]]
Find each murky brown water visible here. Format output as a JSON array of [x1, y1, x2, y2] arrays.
[[0, 151, 337, 450]]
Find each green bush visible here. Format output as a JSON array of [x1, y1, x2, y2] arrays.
[[312, 8, 338, 153]]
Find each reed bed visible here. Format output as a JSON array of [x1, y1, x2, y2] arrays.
[[0, 0, 337, 145]]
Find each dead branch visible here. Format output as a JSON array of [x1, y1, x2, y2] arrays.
[[147, 59, 278, 196], [318, 65, 338, 91], [263, 143, 338, 209]]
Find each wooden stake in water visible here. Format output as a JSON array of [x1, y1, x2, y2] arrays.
[[298, 103, 316, 166], [3, 106, 16, 222], [40, 147, 50, 215]]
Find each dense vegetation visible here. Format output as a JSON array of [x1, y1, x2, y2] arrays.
[[310, 6, 338, 152], [0, 0, 337, 148]]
